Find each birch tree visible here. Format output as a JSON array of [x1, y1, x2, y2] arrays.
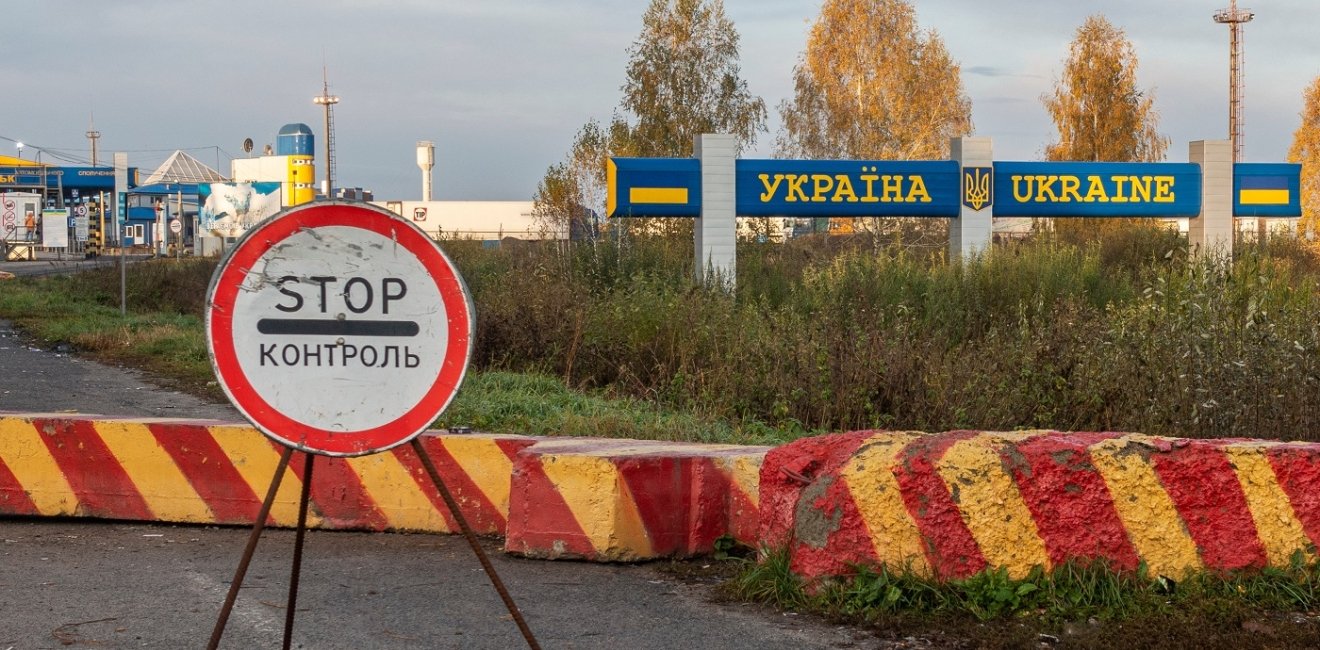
[[777, 0, 972, 161], [1042, 15, 1168, 163], [1288, 75, 1320, 239], [535, 0, 765, 234]]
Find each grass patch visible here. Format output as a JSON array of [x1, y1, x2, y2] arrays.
[[436, 370, 792, 444], [728, 549, 1320, 648], [0, 267, 796, 443]]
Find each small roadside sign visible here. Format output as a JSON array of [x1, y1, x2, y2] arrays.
[[169, 219, 182, 234], [205, 201, 474, 456]]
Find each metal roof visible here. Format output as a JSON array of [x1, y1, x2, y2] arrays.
[[142, 150, 227, 185]]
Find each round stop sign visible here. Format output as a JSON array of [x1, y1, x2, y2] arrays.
[[206, 201, 474, 456]]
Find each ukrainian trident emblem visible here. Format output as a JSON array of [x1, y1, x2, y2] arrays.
[[962, 167, 992, 212]]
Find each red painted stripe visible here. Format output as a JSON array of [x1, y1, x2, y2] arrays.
[[148, 423, 262, 524], [495, 438, 535, 462], [1265, 444, 1320, 548], [790, 470, 882, 579], [282, 447, 391, 532], [1006, 433, 1140, 571], [505, 452, 595, 557], [758, 430, 880, 550], [0, 453, 39, 515], [393, 438, 507, 534], [688, 458, 733, 551], [894, 430, 986, 580], [617, 456, 693, 555], [35, 419, 152, 521], [1152, 443, 1268, 571]]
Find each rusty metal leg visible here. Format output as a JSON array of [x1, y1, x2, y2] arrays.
[[207, 446, 294, 650], [282, 452, 315, 650], [411, 439, 541, 650]]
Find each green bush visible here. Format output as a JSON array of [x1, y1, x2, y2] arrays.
[[29, 226, 1320, 443]]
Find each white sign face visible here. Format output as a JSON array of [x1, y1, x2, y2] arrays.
[[169, 219, 182, 234], [42, 209, 69, 248], [207, 202, 474, 456]]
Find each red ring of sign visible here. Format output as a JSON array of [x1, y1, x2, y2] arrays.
[[207, 202, 472, 456]]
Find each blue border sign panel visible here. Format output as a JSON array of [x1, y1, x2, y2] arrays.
[[606, 158, 701, 218], [992, 162, 1202, 218], [1233, 163, 1301, 218], [607, 157, 961, 218], [734, 159, 960, 217], [607, 154, 1303, 221]]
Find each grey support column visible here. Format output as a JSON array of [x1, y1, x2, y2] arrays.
[[949, 137, 993, 260], [1188, 140, 1234, 258], [694, 133, 737, 289]]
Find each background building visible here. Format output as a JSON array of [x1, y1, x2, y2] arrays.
[[230, 123, 316, 206]]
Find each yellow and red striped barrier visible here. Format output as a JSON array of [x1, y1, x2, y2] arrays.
[[0, 413, 534, 535], [506, 438, 767, 561], [760, 430, 1320, 582], [0, 413, 766, 561]]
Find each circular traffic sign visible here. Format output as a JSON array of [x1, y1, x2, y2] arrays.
[[205, 201, 474, 457], [169, 219, 182, 234]]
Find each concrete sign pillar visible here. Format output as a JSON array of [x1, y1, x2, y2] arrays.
[[694, 133, 737, 287], [949, 136, 994, 260], [1188, 140, 1233, 258]]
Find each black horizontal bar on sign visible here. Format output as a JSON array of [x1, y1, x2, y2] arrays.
[[256, 318, 420, 337]]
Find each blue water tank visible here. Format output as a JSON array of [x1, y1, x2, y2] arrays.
[[276, 123, 314, 156]]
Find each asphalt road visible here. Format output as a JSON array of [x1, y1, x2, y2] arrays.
[[0, 320, 888, 649], [0, 519, 881, 650], [0, 253, 136, 279]]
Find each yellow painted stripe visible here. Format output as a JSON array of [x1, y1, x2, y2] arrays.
[[0, 418, 78, 515], [606, 158, 618, 217], [938, 434, 1050, 578], [842, 432, 929, 573], [347, 453, 447, 532], [1090, 435, 1202, 578], [1240, 189, 1290, 205], [1224, 444, 1316, 566], [439, 437, 515, 517], [722, 454, 764, 508], [629, 187, 688, 205], [208, 426, 315, 527], [538, 454, 653, 557], [95, 421, 214, 523]]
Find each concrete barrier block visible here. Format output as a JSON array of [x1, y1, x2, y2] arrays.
[[505, 438, 769, 560], [0, 413, 536, 535], [760, 430, 1320, 583]]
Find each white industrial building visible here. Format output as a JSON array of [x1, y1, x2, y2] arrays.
[[375, 200, 562, 241]]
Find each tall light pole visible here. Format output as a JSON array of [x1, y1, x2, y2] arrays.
[[312, 69, 339, 198], [1214, 0, 1254, 163]]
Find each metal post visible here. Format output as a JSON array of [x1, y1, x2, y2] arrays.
[[411, 439, 541, 649], [207, 447, 294, 650], [282, 453, 315, 650], [176, 189, 183, 260]]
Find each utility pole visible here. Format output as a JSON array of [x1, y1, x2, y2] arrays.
[[312, 68, 339, 199], [86, 116, 101, 166]]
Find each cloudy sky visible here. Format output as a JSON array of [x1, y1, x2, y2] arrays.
[[2, 1, 1316, 201]]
